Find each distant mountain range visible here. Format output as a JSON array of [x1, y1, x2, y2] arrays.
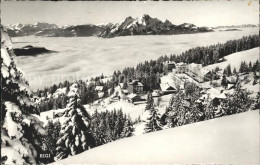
[[212, 24, 259, 29], [5, 15, 214, 38]]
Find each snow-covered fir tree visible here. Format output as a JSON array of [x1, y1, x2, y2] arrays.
[[142, 93, 162, 133], [144, 106, 162, 133], [90, 109, 106, 146], [145, 92, 154, 110], [55, 83, 95, 161], [41, 120, 61, 156], [252, 92, 260, 110], [1, 27, 46, 165], [120, 116, 134, 138]]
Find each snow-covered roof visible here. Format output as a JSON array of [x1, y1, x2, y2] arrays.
[[98, 92, 104, 98], [189, 63, 202, 68], [206, 88, 221, 99], [164, 61, 176, 65], [128, 80, 143, 86], [95, 86, 104, 91], [127, 93, 137, 99], [119, 83, 124, 88], [201, 68, 210, 76], [202, 83, 211, 89], [226, 76, 237, 84], [227, 84, 235, 90], [176, 62, 186, 66], [152, 91, 160, 97], [122, 89, 129, 94], [160, 83, 176, 91], [223, 89, 235, 95], [216, 93, 227, 99]]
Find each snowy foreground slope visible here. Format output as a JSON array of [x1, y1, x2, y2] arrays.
[[52, 110, 259, 165]]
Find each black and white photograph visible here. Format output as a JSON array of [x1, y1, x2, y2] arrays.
[[1, 0, 259, 164]]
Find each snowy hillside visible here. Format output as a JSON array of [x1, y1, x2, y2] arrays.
[[52, 110, 259, 165], [204, 47, 259, 71]]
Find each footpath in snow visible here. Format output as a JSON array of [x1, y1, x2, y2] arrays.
[[52, 110, 259, 165]]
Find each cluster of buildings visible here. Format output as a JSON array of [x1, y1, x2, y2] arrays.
[[116, 61, 239, 105], [118, 61, 209, 104], [164, 61, 210, 83]]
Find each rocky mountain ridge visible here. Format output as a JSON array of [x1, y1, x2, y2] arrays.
[[5, 14, 214, 38]]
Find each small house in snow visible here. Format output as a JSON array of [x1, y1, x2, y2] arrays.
[[127, 93, 141, 103], [212, 92, 227, 107], [226, 76, 237, 84], [164, 61, 176, 72], [175, 62, 188, 74], [128, 80, 143, 94], [122, 89, 129, 95], [160, 83, 177, 95], [95, 86, 104, 92], [152, 90, 161, 97], [98, 92, 104, 99], [226, 76, 238, 90]]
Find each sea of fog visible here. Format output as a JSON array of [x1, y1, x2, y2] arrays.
[[12, 28, 258, 90]]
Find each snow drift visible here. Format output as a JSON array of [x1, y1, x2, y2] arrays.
[[52, 110, 259, 165]]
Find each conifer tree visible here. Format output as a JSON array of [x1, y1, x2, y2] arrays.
[[226, 64, 232, 76], [252, 92, 260, 110], [1, 27, 45, 165], [120, 117, 134, 138], [55, 83, 95, 161], [90, 109, 106, 146], [144, 106, 162, 133], [41, 120, 61, 156], [143, 93, 161, 133], [145, 92, 154, 110], [122, 81, 128, 89], [233, 67, 237, 75]]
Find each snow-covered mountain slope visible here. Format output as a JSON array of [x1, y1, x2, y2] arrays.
[[51, 110, 259, 165], [204, 47, 259, 71], [100, 14, 213, 38]]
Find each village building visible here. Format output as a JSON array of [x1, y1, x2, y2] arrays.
[[164, 61, 176, 71], [160, 83, 177, 95], [225, 75, 240, 90], [188, 63, 203, 77], [95, 86, 104, 92], [212, 92, 228, 107], [152, 90, 161, 97], [186, 63, 210, 82], [122, 89, 129, 95], [128, 80, 144, 94], [127, 93, 141, 103], [174, 62, 188, 74], [98, 92, 104, 99]]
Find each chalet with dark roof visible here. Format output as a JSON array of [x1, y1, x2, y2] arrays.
[[128, 80, 143, 94]]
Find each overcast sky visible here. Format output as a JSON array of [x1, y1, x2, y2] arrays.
[[1, 1, 259, 27]]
